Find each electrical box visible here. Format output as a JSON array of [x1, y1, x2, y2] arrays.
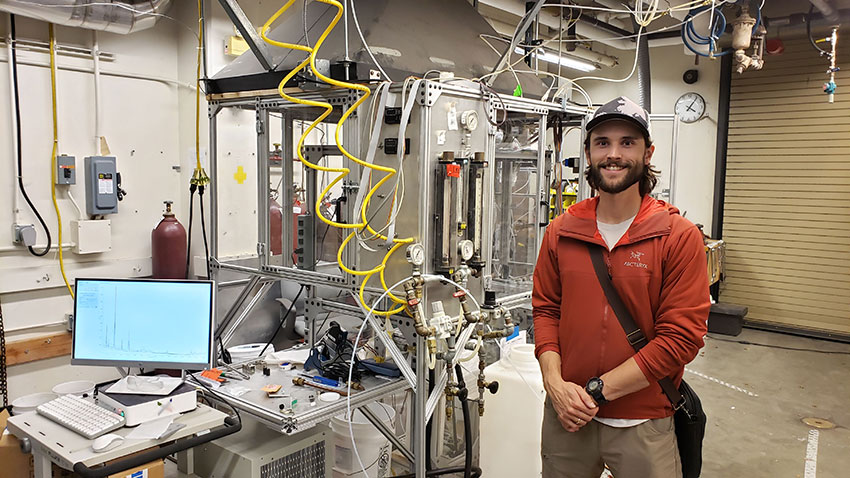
[[70, 219, 112, 254], [84, 156, 118, 215], [56, 154, 76, 185]]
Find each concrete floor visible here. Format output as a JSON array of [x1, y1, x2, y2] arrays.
[[164, 329, 850, 478]]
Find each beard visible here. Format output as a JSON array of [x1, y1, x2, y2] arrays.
[[588, 160, 645, 194]]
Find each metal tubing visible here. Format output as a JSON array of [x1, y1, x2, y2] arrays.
[[360, 406, 414, 463], [215, 275, 262, 339], [486, 0, 546, 87], [282, 113, 295, 265], [414, 335, 427, 478], [221, 281, 275, 346], [216, 0, 275, 71], [257, 106, 271, 264], [209, 107, 219, 261]]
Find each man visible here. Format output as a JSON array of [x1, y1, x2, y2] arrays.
[[532, 96, 710, 478]]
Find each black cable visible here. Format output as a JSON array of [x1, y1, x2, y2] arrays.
[[707, 334, 850, 355], [10, 15, 51, 257], [186, 185, 197, 278], [190, 373, 242, 425], [807, 5, 829, 56], [198, 186, 211, 279], [259, 285, 305, 356], [455, 363, 473, 478], [0, 298, 8, 409]]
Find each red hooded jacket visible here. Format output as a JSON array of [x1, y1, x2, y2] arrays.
[[533, 195, 710, 419]]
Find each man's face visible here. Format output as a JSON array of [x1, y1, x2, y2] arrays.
[[585, 120, 655, 195]]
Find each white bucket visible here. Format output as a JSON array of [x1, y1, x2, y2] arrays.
[[11, 392, 57, 415], [52, 380, 96, 397], [330, 402, 395, 478], [227, 343, 274, 362]]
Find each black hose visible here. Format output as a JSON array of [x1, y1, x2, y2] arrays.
[[198, 186, 211, 279], [396, 365, 483, 478], [10, 15, 51, 257], [259, 284, 305, 357], [807, 5, 828, 55], [426, 368, 435, 471], [394, 466, 482, 478], [186, 184, 197, 278], [455, 364, 473, 478]]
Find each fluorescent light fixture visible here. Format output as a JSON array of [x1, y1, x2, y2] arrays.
[[514, 46, 598, 72]]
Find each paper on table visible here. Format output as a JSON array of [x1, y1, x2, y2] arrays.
[[264, 348, 310, 365], [125, 416, 175, 440], [106, 376, 183, 396]]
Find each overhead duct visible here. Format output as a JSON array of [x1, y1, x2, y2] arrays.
[[810, 0, 840, 24], [209, 0, 548, 97], [0, 0, 172, 34]]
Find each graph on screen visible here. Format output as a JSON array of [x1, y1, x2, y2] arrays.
[[73, 279, 213, 368]]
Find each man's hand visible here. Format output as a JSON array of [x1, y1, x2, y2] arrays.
[[538, 351, 598, 431], [544, 376, 598, 432]]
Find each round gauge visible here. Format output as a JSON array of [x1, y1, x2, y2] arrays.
[[674, 92, 706, 123], [461, 110, 479, 131], [406, 243, 426, 266], [458, 240, 475, 261]]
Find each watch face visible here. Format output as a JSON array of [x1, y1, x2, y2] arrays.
[[675, 92, 705, 123], [588, 378, 601, 393]]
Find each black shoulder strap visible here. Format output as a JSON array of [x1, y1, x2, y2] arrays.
[[587, 243, 684, 410]]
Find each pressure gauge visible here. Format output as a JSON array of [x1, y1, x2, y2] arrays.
[[461, 110, 479, 131], [458, 240, 475, 261], [674, 92, 706, 123], [406, 243, 426, 266]]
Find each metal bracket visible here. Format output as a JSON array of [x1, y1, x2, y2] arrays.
[[417, 81, 442, 106], [217, 0, 276, 71]]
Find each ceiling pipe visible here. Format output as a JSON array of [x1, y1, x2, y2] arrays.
[[0, 0, 172, 34], [809, 0, 840, 24]]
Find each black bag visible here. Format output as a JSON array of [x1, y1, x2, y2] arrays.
[[588, 244, 706, 478]]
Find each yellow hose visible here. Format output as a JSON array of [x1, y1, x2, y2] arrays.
[[192, 0, 209, 186], [358, 242, 406, 316], [261, 0, 411, 310], [48, 24, 73, 299]]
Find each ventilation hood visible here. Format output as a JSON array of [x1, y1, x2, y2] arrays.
[[208, 0, 547, 97]]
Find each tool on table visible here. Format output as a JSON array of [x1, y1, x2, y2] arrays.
[[292, 376, 351, 396]]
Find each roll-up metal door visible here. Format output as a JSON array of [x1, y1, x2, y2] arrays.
[[721, 37, 850, 336]]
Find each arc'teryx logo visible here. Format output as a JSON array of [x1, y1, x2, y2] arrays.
[[624, 250, 648, 269]]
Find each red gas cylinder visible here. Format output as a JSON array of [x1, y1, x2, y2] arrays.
[[152, 200, 187, 279], [270, 196, 283, 255]]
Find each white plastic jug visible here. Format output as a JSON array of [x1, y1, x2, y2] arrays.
[[479, 343, 546, 478]]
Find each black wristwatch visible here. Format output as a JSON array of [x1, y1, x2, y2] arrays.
[[585, 377, 609, 405]]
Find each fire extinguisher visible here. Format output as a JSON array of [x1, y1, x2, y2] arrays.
[[152, 200, 187, 279]]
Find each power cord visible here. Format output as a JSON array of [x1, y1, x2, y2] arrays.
[[190, 372, 242, 425], [198, 186, 211, 279], [0, 298, 8, 409], [707, 334, 850, 355], [259, 285, 305, 356], [185, 184, 197, 278], [10, 15, 51, 257]]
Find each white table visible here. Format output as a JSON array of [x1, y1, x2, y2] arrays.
[[6, 404, 227, 478]]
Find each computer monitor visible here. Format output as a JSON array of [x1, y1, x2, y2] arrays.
[[72, 278, 215, 370]]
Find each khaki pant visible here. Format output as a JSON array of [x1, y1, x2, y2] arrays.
[[541, 399, 681, 478]]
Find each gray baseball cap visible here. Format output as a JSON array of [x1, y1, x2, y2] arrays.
[[586, 96, 651, 141]]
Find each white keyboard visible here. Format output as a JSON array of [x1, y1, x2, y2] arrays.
[[37, 394, 126, 439]]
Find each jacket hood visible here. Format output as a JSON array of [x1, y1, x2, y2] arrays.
[[556, 195, 678, 246]]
